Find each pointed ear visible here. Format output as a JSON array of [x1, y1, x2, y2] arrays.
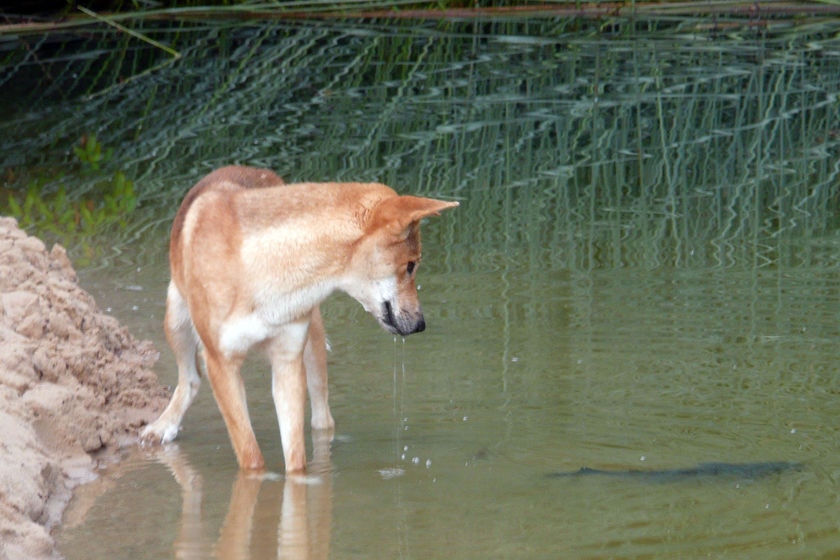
[[368, 195, 458, 236]]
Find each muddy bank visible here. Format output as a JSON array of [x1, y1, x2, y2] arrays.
[[0, 217, 169, 560]]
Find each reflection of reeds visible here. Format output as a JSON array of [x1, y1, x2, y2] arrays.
[[5, 2, 840, 35], [1, 18, 838, 270]]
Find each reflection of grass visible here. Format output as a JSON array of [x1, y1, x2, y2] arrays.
[[1, 16, 839, 270], [2, 134, 137, 266], [3, 2, 840, 37]]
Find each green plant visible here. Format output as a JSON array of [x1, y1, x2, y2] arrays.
[[72, 133, 114, 171], [3, 134, 138, 263]]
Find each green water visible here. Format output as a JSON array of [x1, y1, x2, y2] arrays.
[[2, 14, 840, 559]]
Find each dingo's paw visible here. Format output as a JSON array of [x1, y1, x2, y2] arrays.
[[140, 421, 180, 446]]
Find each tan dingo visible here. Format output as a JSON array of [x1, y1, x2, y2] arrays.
[[141, 166, 458, 472]]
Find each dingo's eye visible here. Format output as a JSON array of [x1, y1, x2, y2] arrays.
[[406, 261, 417, 275]]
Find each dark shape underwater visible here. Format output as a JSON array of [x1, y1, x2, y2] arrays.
[[550, 461, 802, 483]]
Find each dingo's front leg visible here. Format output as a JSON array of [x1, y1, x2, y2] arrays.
[[203, 347, 265, 471], [305, 306, 335, 433], [267, 319, 311, 473]]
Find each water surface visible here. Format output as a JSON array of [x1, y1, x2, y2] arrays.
[[2, 14, 840, 559], [62, 256, 840, 559]]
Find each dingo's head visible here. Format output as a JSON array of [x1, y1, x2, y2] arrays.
[[345, 195, 458, 337]]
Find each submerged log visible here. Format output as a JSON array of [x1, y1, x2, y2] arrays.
[[550, 461, 802, 482]]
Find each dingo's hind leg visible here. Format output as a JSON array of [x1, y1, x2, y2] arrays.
[[141, 281, 202, 444]]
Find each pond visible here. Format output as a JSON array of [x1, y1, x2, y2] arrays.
[[3, 12, 840, 559]]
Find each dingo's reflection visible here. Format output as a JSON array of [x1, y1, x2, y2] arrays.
[[156, 433, 332, 560]]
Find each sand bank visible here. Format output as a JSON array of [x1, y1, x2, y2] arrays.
[[0, 217, 168, 559]]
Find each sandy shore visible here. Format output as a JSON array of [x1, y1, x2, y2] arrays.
[[0, 217, 169, 560]]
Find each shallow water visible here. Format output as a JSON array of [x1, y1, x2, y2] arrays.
[[60, 236, 840, 559], [2, 13, 840, 559]]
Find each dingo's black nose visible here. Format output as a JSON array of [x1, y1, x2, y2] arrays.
[[394, 315, 424, 336], [382, 302, 425, 336]]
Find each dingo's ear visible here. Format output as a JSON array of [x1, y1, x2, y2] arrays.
[[369, 196, 458, 236]]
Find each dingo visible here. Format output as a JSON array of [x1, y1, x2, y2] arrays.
[[141, 166, 457, 472]]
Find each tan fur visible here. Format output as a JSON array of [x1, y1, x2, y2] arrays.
[[141, 166, 458, 472]]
